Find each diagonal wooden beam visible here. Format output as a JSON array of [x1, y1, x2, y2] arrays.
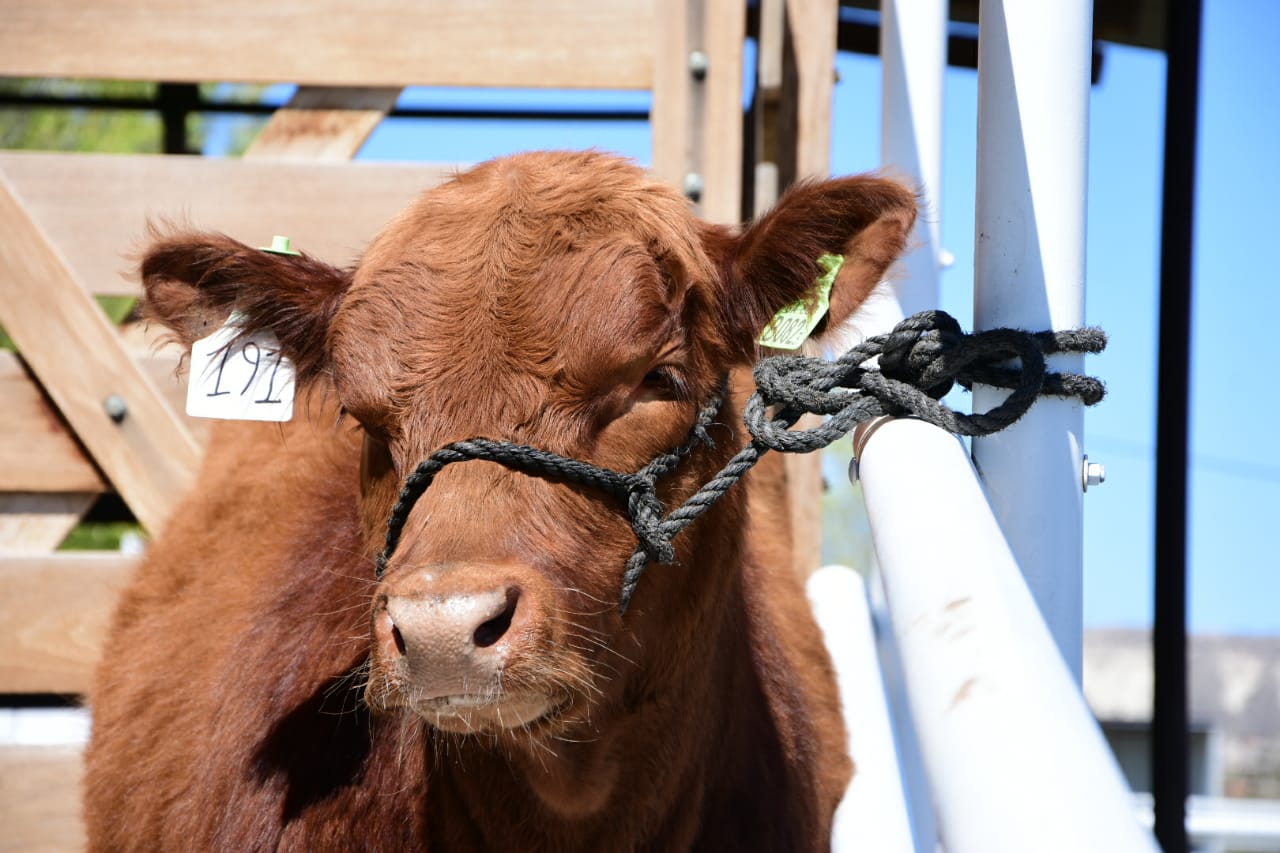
[[245, 86, 402, 161], [0, 352, 107, 494], [0, 494, 99, 554], [0, 172, 200, 534]]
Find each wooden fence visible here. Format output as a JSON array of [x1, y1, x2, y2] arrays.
[[0, 1, 837, 847]]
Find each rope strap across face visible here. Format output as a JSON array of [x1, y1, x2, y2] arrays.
[[376, 310, 1108, 614], [375, 379, 729, 597]]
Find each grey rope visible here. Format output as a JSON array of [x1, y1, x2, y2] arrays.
[[376, 310, 1107, 613]]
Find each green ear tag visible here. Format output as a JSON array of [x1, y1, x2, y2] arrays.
[[758, 253, 844, 350]]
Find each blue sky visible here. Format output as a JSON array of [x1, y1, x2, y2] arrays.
[[825, 2, 1278, 637], [219, 0, 1278, 636]]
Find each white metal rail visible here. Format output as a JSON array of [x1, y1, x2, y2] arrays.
[[825, 2, 1156, 849], [850, 419, 1157, 852]]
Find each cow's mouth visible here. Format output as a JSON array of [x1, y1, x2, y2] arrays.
[[410, 691, 570, 734]]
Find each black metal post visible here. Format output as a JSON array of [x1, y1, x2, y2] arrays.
[[157, 83, 199, 155], [1153, 0, 1203, 851]]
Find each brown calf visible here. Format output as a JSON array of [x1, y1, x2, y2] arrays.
[[84, 151, 914, 851]]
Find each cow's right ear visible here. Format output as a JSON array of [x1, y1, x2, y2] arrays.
[[140, 231, 352, 383], [703, 175, 917, 361]]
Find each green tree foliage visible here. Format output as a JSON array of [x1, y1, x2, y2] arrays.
[[0, 78, 164, 153]]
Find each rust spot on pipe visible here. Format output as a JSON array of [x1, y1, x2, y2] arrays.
[[949, 677, 977, 711]]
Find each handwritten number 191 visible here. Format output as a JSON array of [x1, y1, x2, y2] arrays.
[[205, 341, 285, 404]]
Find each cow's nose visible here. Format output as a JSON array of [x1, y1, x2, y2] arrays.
[[373, 576, 527, 697]]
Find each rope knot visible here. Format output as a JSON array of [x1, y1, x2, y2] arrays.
[[626, 476, 676, 565], [878, 310, 965, 401]]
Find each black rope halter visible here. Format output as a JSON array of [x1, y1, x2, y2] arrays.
[[376, 310, 1107, 614]]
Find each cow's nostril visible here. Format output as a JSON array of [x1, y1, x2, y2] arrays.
[[391, 623, 407, 657], [473, 588, 520, 648]]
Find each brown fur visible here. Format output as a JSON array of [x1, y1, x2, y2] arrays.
[[84, 151, 915, 851]]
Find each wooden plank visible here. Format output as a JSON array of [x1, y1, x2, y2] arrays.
[[0, 553, 134, 694], [650, 0, 744, 224], [0, 174, 201, 533], [758, 0, 786, 92], [780, 0, 838, 576], [0, 494, 98, 554], [752, 0, 786, 216], [244, 86, 402, 161], [701, 0, 746, 224], [786, 0, 838, 178], [0, 335, 207, 495], [0, 352, 106, 493], [0, 0, 655, 90], [0, 152, 455, 296], [0, 745, 85, 853], [119, 322, 213, 448], [650, 0, 693, 195]]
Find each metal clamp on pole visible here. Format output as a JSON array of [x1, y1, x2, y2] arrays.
[[849, 414, 900, 482]]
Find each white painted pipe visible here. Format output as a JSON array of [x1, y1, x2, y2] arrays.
[[971, 0, 1093, 681], [856, 417, 1157, 853], [866, 565, 940, 853], [880, 0, 946, 317], [809, 565, 915, 852]]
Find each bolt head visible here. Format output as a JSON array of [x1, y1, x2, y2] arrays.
[[688, 50, 709, 80], [1082, 455, 1106, 490], [682, 172, 704, 202], [103, 394, 128, 423]]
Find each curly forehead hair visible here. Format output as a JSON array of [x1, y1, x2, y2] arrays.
[[358, 150, 718, 288]]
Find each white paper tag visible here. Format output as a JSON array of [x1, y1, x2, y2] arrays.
[[185, 316, 295, 422]]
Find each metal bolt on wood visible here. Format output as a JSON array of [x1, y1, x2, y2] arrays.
[[103, 394, 128, 423], [688, 50, 709, 81], [682, 172, 704, 201]]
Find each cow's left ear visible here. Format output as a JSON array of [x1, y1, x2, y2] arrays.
[[705, 175, 917, 360], [140, 231, 352, 384]]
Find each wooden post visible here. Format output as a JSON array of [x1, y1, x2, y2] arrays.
[[652, 0, 743, 225], [776, 0, 838, 577]]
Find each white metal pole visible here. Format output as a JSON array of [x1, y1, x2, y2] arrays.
[[972, 0, 1092, 680], [865, 565, 939, 852], [880, 0, 946, 317], [808, 566, 917, 852], [857, 417, 1157, 853]]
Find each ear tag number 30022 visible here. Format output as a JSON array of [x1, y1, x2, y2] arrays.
[[185, 313, 295, 422], [757, 253, 844, 350]]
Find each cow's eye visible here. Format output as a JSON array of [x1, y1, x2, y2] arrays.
[[639, 367, 688, 401]]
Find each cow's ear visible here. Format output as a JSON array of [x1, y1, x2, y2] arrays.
[[707, 175, 916, 361], [140, 231, 351, 383]]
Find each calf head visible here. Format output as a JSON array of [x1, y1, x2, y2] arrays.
[[142, 151, 914, 745]]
